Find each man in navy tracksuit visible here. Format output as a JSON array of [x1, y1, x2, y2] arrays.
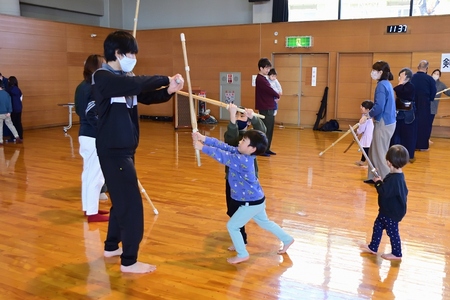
[[92, 30, 184, 274]]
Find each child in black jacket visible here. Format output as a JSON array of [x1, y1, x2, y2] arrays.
[[360, 144, 409, 260]]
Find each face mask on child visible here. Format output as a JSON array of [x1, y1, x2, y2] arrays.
[[432, 74, 439, 81], [118, 55, 137, 72], [236, 120, 249, 130]]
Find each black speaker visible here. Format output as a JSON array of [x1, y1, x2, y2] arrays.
[[174, 93, 193, 129]]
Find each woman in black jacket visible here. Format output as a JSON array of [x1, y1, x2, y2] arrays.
[[390, 68, 417, 163]]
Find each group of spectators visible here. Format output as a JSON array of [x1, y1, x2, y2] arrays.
[[0, 73, 23, 145], [359, 59, 447, 184]]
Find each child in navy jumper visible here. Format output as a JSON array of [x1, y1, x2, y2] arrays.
[[360, 144, 409, 260], [192, 129, 294, 264]]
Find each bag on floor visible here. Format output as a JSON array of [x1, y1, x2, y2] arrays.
[[320, 119, 339, 131]]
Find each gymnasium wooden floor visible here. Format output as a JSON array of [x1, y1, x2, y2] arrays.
[[1, 120, 449, 300]]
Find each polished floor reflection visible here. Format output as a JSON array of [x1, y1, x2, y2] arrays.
[[0, 121, 449, 299]]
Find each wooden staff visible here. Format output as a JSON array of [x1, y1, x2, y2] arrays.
[[436, 87, 450, 95], [343, 140, 355, 153], [132, 0, 140, 38], [180, 33, 201, 166], [349, 125, 379, 178], [434, 87, 450, 100], [132, 0, 158, 215], [319, 123, 359, 156], [138, 180, 159, 215], [177, 91, 265, 119]]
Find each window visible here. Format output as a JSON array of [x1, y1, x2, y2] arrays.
[[340, 0, 411, 19], [412, 0, 450, 16], [288, 0, 450, 22], [288, 0, 339, 22]]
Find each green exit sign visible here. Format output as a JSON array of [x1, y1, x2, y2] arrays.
[[285, 36, 313, 48]]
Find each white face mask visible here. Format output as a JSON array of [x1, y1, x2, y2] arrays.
[[432, 74, 439, 81], [118, 55, 137, 72], [371, 70, 380, 80]]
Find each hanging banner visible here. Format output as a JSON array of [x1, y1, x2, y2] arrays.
[[311, 67, 317, 86], [441, 53, 450, 72]]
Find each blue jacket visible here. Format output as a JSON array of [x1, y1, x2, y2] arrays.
[[368, 80, 396, 125], [0, 90, 12, 114], [8, 86, 22, 113], [202, 136, 264, 202]]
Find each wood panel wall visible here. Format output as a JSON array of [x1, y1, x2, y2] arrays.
[[1, 14, 450, 134]]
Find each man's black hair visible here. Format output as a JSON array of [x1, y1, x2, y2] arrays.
[[258, 58, 272, 70], [104, 31, 139, 62]]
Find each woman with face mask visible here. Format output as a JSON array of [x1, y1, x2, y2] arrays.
[[359, 61, 397, 183], [430, 69, 450, 143]]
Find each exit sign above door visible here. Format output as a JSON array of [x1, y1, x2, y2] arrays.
[[286, 36, 313, 48]]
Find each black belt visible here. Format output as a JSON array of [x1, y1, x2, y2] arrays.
[[234, 197, 265, 206]]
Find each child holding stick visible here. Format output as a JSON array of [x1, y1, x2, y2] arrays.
[[355, 100, 374, 166], [360, 144, 409, 260], [192, 128, 294, 264], [223, 104, 266, 250]]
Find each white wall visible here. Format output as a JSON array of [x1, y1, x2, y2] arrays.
[[17, 0, 273, 30], [121, 0, 254, 30], [0, 0, 21, 16], [252, 0, 272, 24]]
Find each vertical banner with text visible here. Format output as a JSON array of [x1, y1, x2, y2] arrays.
[[441, 53, 450, 72]]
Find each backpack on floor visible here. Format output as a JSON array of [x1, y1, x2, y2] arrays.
[[320, 119, 339, 131]]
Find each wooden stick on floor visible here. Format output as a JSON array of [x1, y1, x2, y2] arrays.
[[319, 123, 360, 156]]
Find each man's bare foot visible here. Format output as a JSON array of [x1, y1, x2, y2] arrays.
[[227, 256, 249, 264], [104, 248, 123, 257], [121, 261, 156, 273], [277, 239, 294, 254], [359, 244, 377, 255], [227, 245, 236, 251], [381, 253, 402, 260]]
